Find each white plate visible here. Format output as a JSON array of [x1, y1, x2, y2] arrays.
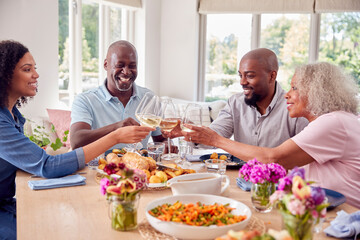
[[146, 182, 167, 188], [145, 194, 251, 240]]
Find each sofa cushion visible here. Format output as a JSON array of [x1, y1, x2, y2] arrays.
[[168, 97, 226, 127], [46, 109, 71, 148], [208, 100, 227, 122]]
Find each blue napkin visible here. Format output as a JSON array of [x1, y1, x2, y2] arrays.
[[28, 174, 86, 190], [324, 210, 360, 239], [236, 177, 252, 191]]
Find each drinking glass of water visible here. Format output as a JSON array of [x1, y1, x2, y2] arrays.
[[147, 142, 165, 162]]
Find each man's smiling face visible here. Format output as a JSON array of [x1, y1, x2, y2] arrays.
[[238, 58, 272, 107], [105, 44, 137, 94]]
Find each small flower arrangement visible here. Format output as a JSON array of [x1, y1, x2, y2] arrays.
[[239, 159, 286, 212], [270, 167, 328, 240], [239, 159, 287, 184], [100, 164, 147, 231], [100, 163, 147, 201]]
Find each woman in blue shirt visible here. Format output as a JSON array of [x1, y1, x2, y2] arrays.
[[0, 40, 154, 239]]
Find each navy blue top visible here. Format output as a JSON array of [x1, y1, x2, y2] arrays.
[[0, 106, 85, 200]]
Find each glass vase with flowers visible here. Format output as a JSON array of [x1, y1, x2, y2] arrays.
[[100, 163, 147, 231], [239, 159, 286, 213], [270, 167, 329, 240]]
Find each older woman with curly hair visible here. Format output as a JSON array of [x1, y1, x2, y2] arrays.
[[0, 40, 154, 239], [183, 62, 360, 208]]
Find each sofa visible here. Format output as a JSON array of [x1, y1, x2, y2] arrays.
[[24, 98, 227, 155]]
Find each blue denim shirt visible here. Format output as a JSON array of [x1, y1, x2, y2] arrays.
[[0, 106, 85, 199]]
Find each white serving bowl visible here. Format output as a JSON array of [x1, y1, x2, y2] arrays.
[[145, 194, 252, 240]]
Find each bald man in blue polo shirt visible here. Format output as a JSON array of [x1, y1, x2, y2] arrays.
[[70, 41, 166, 151]]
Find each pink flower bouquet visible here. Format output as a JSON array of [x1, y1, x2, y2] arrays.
[[270, 167, 329, 240]]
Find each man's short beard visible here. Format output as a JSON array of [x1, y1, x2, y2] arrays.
[[244, 93, 261, 108], [115, 80, 133, 92]]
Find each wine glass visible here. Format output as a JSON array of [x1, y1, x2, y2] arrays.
[[132, 93, 162, 152], [180, 103, 202, 133], [160, 97, 180, 161], [135, 92, 162, 128]]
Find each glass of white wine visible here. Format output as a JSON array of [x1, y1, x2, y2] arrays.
[[180, 103, 202, 133], [135, 93, 162, 128], [133, 93, 162, 152], [160, 97, 180, 161]]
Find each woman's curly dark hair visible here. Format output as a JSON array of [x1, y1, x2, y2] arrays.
[[0, 40, 29, 108]]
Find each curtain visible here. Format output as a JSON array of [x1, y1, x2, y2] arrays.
[[315, 0, 360, 12], [199, 0, 360, 14], [103, 0, 141, 8], [198, 0, 315, 14]]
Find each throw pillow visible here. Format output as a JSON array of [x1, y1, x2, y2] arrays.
[[209, 100, 227, 122], [46, 109, 71, 148]]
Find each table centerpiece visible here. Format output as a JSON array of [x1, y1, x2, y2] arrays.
[[100, 163, 147, 231], [270, 167, 328, 240], [239, 158, 286, 213]]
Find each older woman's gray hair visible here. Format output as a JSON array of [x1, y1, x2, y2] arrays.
[[294, 62, 359, 116]]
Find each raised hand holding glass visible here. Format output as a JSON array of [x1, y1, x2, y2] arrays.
[[181, 103, 202, 133]]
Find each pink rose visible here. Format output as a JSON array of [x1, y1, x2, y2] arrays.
[[287, 198, 306, 215]]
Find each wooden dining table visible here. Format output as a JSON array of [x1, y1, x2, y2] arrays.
[[16, 163, 358, 240]]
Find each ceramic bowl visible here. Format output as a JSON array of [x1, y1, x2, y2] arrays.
[[145, 194, 251, 240]]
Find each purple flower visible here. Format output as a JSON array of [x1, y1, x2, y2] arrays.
[[266, 163, 287, 183], [239, 158, 262, 181], [100, 178, 110, 195], [249, 164, 270, 184], [289, 167, 305, 179], [277, 176, 292, 191], [310, 186, 326, 205]]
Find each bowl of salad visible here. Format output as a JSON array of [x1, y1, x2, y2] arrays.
[[145, 194, 251, 240]]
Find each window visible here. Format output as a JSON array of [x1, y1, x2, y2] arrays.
[[58, 0, 133, 106], [205, 14, 251, 101], [261, 14, 310, 91], [203, 12, 360, 102], [319, 12, 360, 87]]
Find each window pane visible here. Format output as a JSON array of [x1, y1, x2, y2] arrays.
[[58, 0, 69, 103], [205, 14, 252, 102], [319, 13, 360, 89], [109, 7, 123, 43], [82, 0, 99, 92], [261, 14, 310, 91]]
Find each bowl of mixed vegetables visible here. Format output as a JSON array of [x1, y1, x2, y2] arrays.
[[146, 194, 251, 240]]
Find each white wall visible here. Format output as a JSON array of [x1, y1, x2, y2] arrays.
[[159, 0, 199, 101], [0, 0, 60, 118], [136, 0, 199, 101], [0, 0, 200, 119], [135, 0, 162, 94]]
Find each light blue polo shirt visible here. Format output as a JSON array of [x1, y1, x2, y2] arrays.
[[71, 81, 161, 150]]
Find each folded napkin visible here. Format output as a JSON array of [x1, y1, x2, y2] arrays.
[[185, 155, 202, 162], [324, 210, 360, 240], [236, 177, 252, 191], [28, 174, 86, 190]]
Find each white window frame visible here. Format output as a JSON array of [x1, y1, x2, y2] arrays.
[[197, 12, 323, 101], [62, 0, 135, 106]]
